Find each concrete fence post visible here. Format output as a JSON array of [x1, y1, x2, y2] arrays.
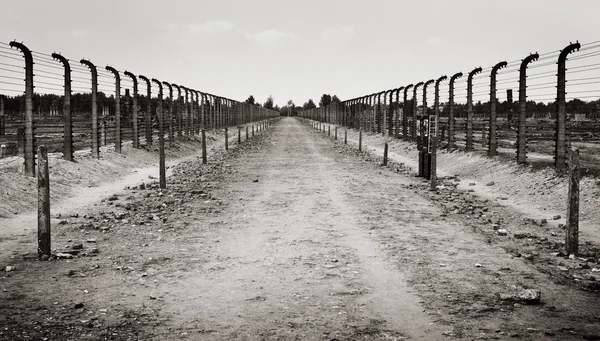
[[11, 42, 35, 175], [139, 75, 152, 147], [106, 66, 122, 153], [412, 82, 424, 141], [466, 67, 483, 151], [52, 53, 73, 161], [80, 59, 99, 159], [172, 84, 182, 139], [489, 61, 508, 157], [402, 85, 413, 139], [517, 54, 539, 163], [448, 72, 463, 149], [556, 42, 581, 169], [152, 79, 166, 189], [124, 71, 139, 148], [162, 82, 174, 144]]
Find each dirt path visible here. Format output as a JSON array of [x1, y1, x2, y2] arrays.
[[151, 118, 444, 340], [2, 117, 600, 341]]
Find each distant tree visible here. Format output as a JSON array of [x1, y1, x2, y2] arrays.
[[245, 95, 256, 105], [332, 95, 340, 103], [264, 95, 274, 109], [319, 94, 332, 107], [303, 99, 317, 110]]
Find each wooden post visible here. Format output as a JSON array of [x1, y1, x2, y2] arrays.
[[102, 120, 107, 146], [566, 148, 580, 256], [246, 126, 249, 140], [252, 125, 254, 136], [201, 129, 207, 164], [359, 129, 363, 152], [238, 127, 241, 144], [225, 127, 229, 151], [0, 95, 4, 136], [431, 135, 438, 190], [482, 126, 487, 148], [37, 146, 51, 260], [383, 143, 388, 166], [335, 126, 338, 140], [345, 129, 347, 144], [328, 125, 331, 137]]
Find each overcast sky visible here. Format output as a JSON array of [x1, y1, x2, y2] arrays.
[[1, 0, 598, 106]]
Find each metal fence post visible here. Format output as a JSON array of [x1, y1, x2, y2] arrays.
[[566, 147, 580, 255]]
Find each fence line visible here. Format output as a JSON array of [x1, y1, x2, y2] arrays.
[[300, 40, 600, 171], [0, 40, 279, 175]]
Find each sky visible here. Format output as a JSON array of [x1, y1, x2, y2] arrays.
[[1, 0, 599, 107]]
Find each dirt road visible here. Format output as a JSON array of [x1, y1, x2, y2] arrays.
[[1, 117, 600, 340]]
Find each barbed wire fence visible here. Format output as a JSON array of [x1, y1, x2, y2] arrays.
[[300, 40, 600, 172], [0, 40, 280, 176]]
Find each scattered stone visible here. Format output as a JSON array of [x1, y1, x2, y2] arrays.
[[513, 232, 529, 239], [475, 263, 483, 268], [553, 215, 562, 220], [486, 181, 495, 186], [55, 253, 74, 259], [86, 239, 97, 243], [469, 182, 476, 186], [74, 302, 85, 309], [5, 266, 15, 272], [253, 179, 259, 183], [66, 269, 76, 276], [497, 229, 508, 236], [517, 289, 541, 304], [540, 219, 548, 225], [72, 243, 84, 250], [59, 219, 69, 225]]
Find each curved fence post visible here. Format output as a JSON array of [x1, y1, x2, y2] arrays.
[[152, 78, 166, 189], [489, 61, 507, 157], [421, 80, 434, 151], [172, 84, 182, 138], [52, 53, 73, 161], [80, 59, 99, 159], [466, 67, 483, 151], [395, 87, 404, 138], [139, 75, 152, 147], [517, 54, 539, 163], [386, 89, 394, 136], [162, 81, 174, 144], [181, 86, 190, 137], [412, 82, 424, 141], [11, 42, 35, 175], [106, 66, 121, 153], [555, 42, 581, 169], [403, 84, 413, 139], [448, 72, 463, 149], [124, 71, 139, 148]]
